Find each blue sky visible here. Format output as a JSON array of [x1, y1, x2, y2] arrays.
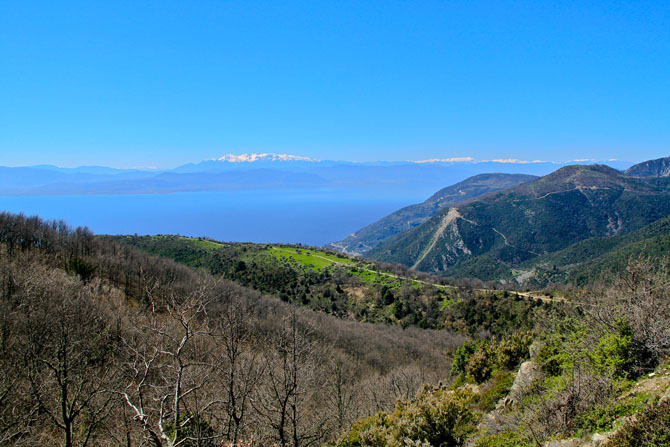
[[1, 0, 669, 168]]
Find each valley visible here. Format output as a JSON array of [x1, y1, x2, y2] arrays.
[[5, 2, 670, 445], [1, 158, 669, 447]]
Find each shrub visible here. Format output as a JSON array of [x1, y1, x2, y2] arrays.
[[536, 342, 563, 376], [466, 349, 494, 384], [575, 393, 649, 436], [337, 414, 389, 447], [338, 387, 475, 447], [452, 332, 534, 385], [496, 331, 533, 370], [390, 387, 476, 447], [475, 370, 515, 412], [451, 341, 478, 377], [474, 430, 535, 447], [606, 398, 670, 447], [589, 319, 635, 378]]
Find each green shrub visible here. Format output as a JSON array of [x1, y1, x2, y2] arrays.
[[575, 393, 649, 436], [451, 341, 478, 377], [466, 349, 494, 384], [337, 414, 389, 447], [452, 332, 534, 385], [536, 342, 563, 376], [590, 320, 635, 378], [474, 430, 535, 447], [475, 370, 515, 412], [390, 387, 476, 447], [338, 387, 475, 447], [606, 398, 670, 447], [496, 331, 533, 370]]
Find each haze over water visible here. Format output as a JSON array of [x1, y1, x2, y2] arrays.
[[0, 188, 424, 246]]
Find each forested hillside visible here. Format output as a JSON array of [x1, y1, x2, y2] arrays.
[[368, 164, 670, 283], [0, 212, 468, 446], [336, 257, 670, 446], [1, 211, 669, 446], [328, 173, 536, 256], [624, 155, 670, 177], [516, 215, 670, 287], [111, 235, 542, 336]]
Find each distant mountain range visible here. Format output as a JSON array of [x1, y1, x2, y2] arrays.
[[0, 154, 632, 196], [358, 156, 670, 285], [214, 153, 316, 163]]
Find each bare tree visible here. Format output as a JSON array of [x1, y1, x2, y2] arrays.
[[120, 282, 222, 447], [16, 266, 118, 447], [212, 286, 264, 444], [324, 355, 359, 434], [255, 311, 327, 447], [590, 256, 670, 373]]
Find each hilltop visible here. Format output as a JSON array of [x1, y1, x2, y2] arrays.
[[624, 155, 670, 177], [111, 234, 543, 335]]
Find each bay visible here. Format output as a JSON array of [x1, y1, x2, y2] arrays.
[[0, 188, 426, 247]]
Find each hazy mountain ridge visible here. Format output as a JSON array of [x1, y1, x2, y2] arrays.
[[214, 153, 317, 163], [327, 173, 537, 256], [0, 156, 632, 196], [367, 160, 670, 280]]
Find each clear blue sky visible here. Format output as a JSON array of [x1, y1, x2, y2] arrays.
[[1, 0, 669, 168]]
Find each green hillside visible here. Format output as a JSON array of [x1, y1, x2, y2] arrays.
[[3, 211, 669, 447], [367, 164, 670, 281], [110, 235, 545, 336], [327, 173, 536, 255], [531, 216, 670, 285]]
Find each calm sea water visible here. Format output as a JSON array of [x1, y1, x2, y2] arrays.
[[0, 188, 425, 246]]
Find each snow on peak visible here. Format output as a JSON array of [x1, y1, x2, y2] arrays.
[[213, 153, 318, 163]]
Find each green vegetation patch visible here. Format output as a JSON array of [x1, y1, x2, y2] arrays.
[[575, 392, 651, 436], [182, 237, 228, 250], [269, 246, 353, 270], [607, 398, 670, 447]]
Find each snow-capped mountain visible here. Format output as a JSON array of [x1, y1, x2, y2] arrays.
[[213, 153, 318, 163], [172, 153, 322, 173]]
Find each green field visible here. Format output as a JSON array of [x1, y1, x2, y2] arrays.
[[269, 246, 415, 287], [269, 246, 438, 290], [269, 246, 356, 270], [123, 235, 443, 292]]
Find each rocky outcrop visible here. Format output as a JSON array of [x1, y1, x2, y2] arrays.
[[496, 361, 542, 410], [625, 155, 670, 177]]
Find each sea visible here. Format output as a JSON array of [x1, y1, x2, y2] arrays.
[[0, 188, 427, 247]]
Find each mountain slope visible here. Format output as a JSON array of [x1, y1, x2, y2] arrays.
[[367, 164, 670, 279], [328, 173, 537, 255], [514, 215, 670, 286], [625, 155, 670, 177]]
